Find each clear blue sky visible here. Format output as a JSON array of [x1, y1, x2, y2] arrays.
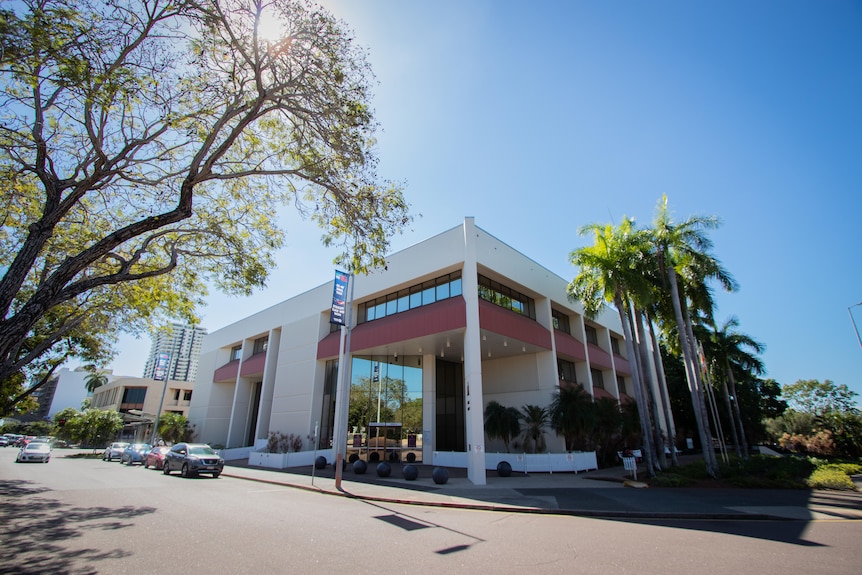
[[107, 1, 862, 402]]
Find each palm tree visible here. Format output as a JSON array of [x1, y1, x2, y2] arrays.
[[157, 412, 190, 444], [484, 401, 522, 452], [650, 196, 736, 476], [568, 217, 659, 475], [706, 316, 765, 459], [549, 384, 593, 451], [520, 404, 549, 453], [84, 367, 108, 393]]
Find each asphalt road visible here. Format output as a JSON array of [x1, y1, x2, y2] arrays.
[[2, 447, 861, 574]]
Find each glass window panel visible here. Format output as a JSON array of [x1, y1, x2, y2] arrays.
[[422, 286, 436, 305], [409, 290, 422, 308], [436, 282, 449, 300], [385, 296, 397, 316], [397, 291, 410, 313], [450, 277, 462, 296]]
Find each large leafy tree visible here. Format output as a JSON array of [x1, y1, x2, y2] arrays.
[[0, 0, 411, 413], [782, 379, 858, 415]]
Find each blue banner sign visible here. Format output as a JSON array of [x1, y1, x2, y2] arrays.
[[329, 270, 350, 325]]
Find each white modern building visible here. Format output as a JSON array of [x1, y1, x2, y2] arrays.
[[142, 324, 208, 383], [188, 218, 635, 484]]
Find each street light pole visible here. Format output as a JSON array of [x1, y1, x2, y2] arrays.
[[849, 302, 862, 350], [149, 350, 173, 445]]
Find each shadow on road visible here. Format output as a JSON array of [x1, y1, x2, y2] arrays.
[[0, 479, 157, 575]]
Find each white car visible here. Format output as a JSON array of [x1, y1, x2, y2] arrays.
[[16, 442, 51, 463], [102, 442, 130, 461]]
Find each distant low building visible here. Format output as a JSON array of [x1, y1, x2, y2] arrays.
[[91, 376, 195, 442]]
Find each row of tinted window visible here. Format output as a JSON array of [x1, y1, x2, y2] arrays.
[[477, 275, 536, 319], [359, 271, 463, 323]]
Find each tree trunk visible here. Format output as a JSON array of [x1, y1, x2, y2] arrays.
[[667, 264, 718, 477], [647, 312, 679, 466], [634, 306, 666, 471], [683, 309, 720, 472], [614, 292, 656, 477], [725, 360, 749, 459]]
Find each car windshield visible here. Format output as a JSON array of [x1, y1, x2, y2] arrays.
[[27, 443, 50, 451], [131, 444, 151, 451], [188, 446, 217, 456]]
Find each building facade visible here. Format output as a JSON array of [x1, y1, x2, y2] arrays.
[[188, 218, 636, 484], [142, 324, 208, 383], [92, 376, 195, 442]]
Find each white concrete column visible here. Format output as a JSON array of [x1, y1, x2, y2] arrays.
[[421, 353, 435, 464], [462, 217, 486, 485]]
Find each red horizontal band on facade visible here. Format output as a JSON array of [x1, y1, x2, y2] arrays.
[[554, 330, 587, 361], [213, 360, 239, 383], [587, 343, 613, 370], [316, 297, 467, 359], [592, 387, 615, 401], [240, 352, 266, 378], [614, 355, 631, 375], [478, 300, 552, 350]]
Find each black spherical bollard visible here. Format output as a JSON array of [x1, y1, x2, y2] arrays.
[[352, 459, 367, 474], [402, 464, 418, 481], [348, 453, 359, 463], [496, 461, 512, 477], [376, 462, 391, 477], [432, 467, 449, 484], [369, 451, 380, 462], [406, 452, 416, 463], [314, 455, 327, 470]]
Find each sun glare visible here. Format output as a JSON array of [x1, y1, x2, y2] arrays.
[[256, 9, 285, 43]]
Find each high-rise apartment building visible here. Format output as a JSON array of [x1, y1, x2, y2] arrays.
[[143, 324, 208, 383]]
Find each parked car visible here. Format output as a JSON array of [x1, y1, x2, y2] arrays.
[[143, 445, 171, 470], [163, 443, 224, 478], [16, 441, 51, 463], [102, 442, 130, 461], [120, 443, 152, 465]]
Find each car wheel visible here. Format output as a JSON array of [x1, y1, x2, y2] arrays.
[[181, 463, 191, 478], [45, 458, 49, 463], [143, 460, 148, 469], [163, 462, 171, 475], [212, 472, 220, 478]]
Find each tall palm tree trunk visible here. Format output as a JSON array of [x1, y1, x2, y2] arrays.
[[634, 306, 667, 471], [725, 361, 749, 459], [683, 307, 720, 472], [647, 311, 679, 466], [667, 265, 718, 476], [718, 369, 742, 458], [614, 292, 657, 477]]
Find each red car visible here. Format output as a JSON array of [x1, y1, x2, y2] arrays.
[[143, 445, 171, 470]]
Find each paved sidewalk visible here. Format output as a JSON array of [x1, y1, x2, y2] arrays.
[[221, 458, 862, 521]]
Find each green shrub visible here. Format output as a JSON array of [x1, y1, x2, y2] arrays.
[[807, 468, 857, 491], [818, 462, 862, 476]]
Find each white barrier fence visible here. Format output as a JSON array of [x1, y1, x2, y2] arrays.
[[241, 447, 597, 474], [434, 451, 598, 473]]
